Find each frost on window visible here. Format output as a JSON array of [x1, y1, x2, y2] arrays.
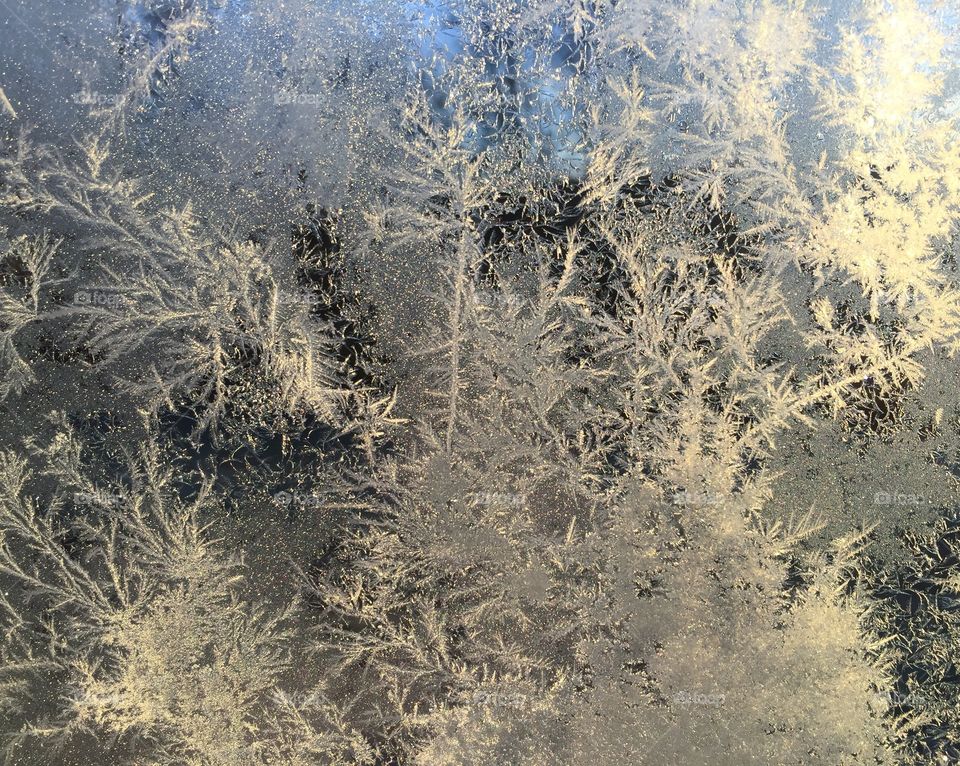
[[1, 1, 959, 765]]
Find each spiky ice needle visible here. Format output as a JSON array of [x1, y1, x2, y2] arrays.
[[0, 86, 16, 118]]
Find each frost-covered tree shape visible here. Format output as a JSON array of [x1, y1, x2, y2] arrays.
[[1, 133, 360, 436], [0, 424, 371, 765], [0, 232, 58, 402], [809, 0, 960, 345]]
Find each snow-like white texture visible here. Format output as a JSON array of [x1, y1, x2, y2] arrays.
[[1, 2, 959, 765]]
